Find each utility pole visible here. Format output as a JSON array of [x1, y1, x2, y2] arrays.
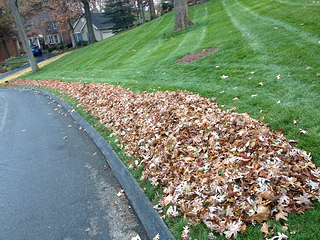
[[8, 0, 40, 73]]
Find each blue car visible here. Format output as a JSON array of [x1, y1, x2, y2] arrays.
[[31, 45, 42, 56]]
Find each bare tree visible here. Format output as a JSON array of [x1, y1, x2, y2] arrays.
[[8, 0, 39, 73], [172, 0, 193, 31], [80, 0, 97, 43], [149, 0, 155, 20]]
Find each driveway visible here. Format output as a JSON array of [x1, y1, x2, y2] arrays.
[[0, 87, 149, 239], [0, 53, 64, 80]]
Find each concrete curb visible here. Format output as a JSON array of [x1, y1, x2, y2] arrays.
[[26, 87, 175, 240]]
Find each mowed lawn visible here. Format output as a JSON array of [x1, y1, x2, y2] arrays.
[[22, 0, 320, 239]]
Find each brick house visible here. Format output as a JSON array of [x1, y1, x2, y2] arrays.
[[0, 35, 20, 62], [24, 12, 72, 49]]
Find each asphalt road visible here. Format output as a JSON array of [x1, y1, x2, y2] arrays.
[[0, 53, 59, 80], [0, 88, 148, 240]]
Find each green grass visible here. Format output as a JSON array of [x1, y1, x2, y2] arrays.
[[0, 57, 28, 71], [20, 0, 320, 238]]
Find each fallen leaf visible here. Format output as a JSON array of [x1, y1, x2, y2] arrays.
[[249, 205, 270, 223], [261, 222, 270, 237], [152, 233, 160, 240], [240, 224, 247, 234], [251, 94, 258, 97], [281, 224, 288, 231], [259, 82, 264, 86], [266, 232, 288, 240], [233, 97, 239, 101], [277, 74, 281, 79], [306, 66, 313, 70], [275, 210, 288, 221], [63, 136, 68, 139], [299, 129, 308, 135], [293, 119, 297, 125], [221, 75, 229, 79]]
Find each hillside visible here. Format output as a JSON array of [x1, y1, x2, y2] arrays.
[[19, 0, 320, 239]]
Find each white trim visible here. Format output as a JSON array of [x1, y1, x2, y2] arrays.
[[93, 24, 98, 30], [72, 18, 80, 29], [80, 19, 87, 32]]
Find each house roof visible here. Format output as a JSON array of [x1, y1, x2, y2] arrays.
[[25, 12, 55, 25], [91, 13, 115, 29]]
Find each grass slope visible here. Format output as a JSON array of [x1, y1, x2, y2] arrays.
[[22, 0, 320, 238]]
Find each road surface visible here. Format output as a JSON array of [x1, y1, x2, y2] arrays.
[[0, 87, 148, 240]]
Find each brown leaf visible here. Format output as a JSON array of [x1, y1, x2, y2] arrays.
[[260, 222, 269, 237], [275, 210, 288, 221], [240, 224, 247, 234], [248, 205, 270, 223]]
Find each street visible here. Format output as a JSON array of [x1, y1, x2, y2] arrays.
[[0, 53, 60, 80], [0, 87, 148, 240]]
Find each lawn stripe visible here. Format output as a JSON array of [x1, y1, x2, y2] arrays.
[[123, 14, 175, 67], [237, 0, 320, 44], [106, 16, 167, 67], [159, 5, 209, 64], [274, 0, 320, 6]]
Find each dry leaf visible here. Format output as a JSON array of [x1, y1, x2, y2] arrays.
[[260, 222, 269, 237], [152, 234, 160, 240], [240, 224, 247, 234], [249, 205, 270, 223], [275, 210, 288, 221], [63, 136, 68, 139], [299, 129, 308, 135]]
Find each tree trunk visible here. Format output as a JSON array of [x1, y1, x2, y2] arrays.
[[149, 0, 156, 20], [8, 0, 39, 73], [140, 0, 146, 23], [2, 39, 10, 59], [80, 0, 97, 44], [68, 22, 77, 48], [172, 0, 193, 32]]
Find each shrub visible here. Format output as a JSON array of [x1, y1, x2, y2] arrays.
[[76, 41, 88, 47], [48, 46, 57, 52]]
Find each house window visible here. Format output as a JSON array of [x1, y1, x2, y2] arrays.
[[26, 24, 32, 30], [48, 34, 60, 44], [46, 24, 52, 30], [52, 21, 58, 29], [75, 33, 82, 43]]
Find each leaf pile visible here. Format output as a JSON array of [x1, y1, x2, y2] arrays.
[[5, 79, 320, 238]]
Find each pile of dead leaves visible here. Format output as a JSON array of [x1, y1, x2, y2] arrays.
[[4, 79, 320, 239]]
